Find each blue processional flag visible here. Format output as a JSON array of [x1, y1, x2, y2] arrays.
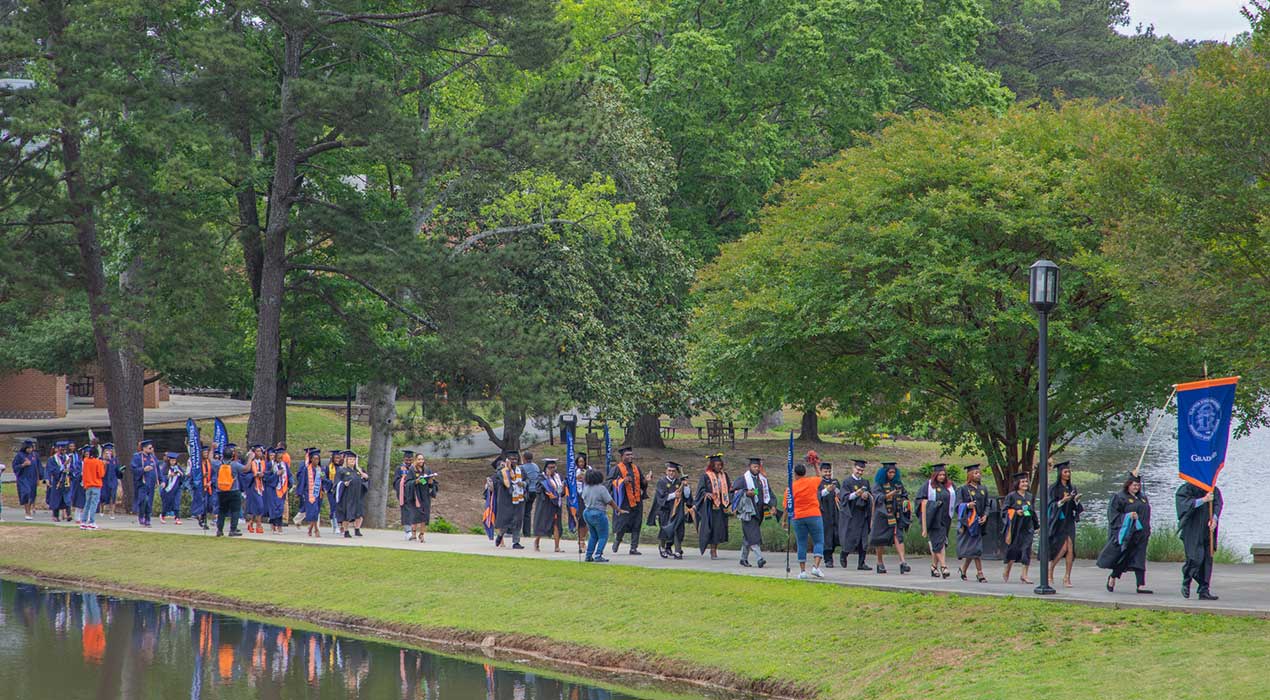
[[186, 419, 201, 472], [786, 430, 795, 519], [1175, 376, 1239, 492], [604, 423, 612, 473], [565, 425, 578, 530], [213, 417, 229, 454]]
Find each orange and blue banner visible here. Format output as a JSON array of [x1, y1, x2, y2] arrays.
[[1175, 376, 1239, 492]]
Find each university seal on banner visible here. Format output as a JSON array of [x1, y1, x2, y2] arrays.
[[1187, 397, 1222, 442]]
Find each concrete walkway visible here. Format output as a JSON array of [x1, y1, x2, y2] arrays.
[[0, 395, 250, 436], [9, 517, 1267, 618]]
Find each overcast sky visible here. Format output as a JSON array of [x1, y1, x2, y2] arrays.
[[1124, 0, 1253, 41]]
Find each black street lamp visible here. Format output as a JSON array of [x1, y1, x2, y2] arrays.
[[1029, 259, 1059, 596]]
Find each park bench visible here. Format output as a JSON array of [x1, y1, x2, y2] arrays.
[[705, 419, 736, 449], [1252, 544, 1270, 564]]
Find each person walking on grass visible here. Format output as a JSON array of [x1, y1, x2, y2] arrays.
[[581, 468, 614, 562], [79, 446, 106, 530], [785, 463, 826, 580]]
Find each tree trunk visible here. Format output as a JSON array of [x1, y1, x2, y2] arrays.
[[246, 31, 301, 447], [61, 117, 145, 511], [364, 378, 397, 528], [271, 369, 289, 446], [499, 400, 527, 453], [755, 408, 784, 433], [798, 409, 822, 443], [629, 413, 666, 449], [670, 413, 695, 430]]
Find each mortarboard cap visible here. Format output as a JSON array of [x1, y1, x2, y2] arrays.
[[54, 440, 70, 448], [164, 452, 180, 459], [102, 443, 114, 450], [819, 461, 833, 469], [881, 461, 897, 468], [1012, 472, 1029, 483], [851, 458, 868, 467], [402, 450, 415, 457], [963, 463, 981, 472], [929, 463, 947, 473], [575, 451, 587, 458], [748, 457, 763, 465], [1053, 461, 1071, 470], [224, 443, 237, 450], [666, 461, 682, 470], [618, 446, 633, 455], [342, 450, 357, 457], [707, 452, 724, 461], [21, 438, 35, 447], [543, 458, 558, 465]]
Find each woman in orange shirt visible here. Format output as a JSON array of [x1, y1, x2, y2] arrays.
[[80, 446, 107, 530], [785, 463, 826, 579]]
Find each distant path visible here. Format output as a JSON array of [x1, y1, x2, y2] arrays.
[[404, 411, 593, 460], [0, 395, 250, 436], [11, 518, 1267, 619]]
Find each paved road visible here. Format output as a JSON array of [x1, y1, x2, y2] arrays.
[[9, 517, 1266, 618], [404, 412, 589, 460], [0, 395, 250, 436]]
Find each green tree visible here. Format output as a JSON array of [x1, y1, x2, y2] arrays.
[[694, 101, 1193, 494], [569, 0, 1011, 258], [1096, 10, 1270, 429]]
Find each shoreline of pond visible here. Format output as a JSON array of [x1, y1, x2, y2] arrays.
[[0, 565, 807, 700]]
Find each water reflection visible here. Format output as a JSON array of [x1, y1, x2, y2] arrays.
[[0, 581, 649, 700], [1070, 411, 1267, 558]]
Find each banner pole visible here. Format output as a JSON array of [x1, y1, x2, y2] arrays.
[[1134, 389, 1177, 476]]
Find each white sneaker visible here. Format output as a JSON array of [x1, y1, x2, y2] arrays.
[[24, 515, 32, 521], [811, 567, 825, 578], [798, 571, 809, 580]]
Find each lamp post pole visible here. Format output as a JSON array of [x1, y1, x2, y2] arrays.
[[1029, 259, 1059, 596]]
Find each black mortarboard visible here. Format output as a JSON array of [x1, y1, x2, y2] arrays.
[[199, 442, 208, 449], [304, 447, 319, 455], [618, 446, 633, 455], [1012, 472, 1029, 485], [748, 457, 763, 465], [575, 451, 587, 458], [666, 461, 682, 470], [1053, 461, 1071, 470], [250, 444, 264, 451], [268, 447, 282, 455], [342, 450, 357, 457], [929, 463, 947, 473], [819, 462, 833, 470], [402, 450, 415, 457], [330, 450, 341, 455], [851, 459, 868, 467], [543, 458, 558, 465], [707, 452, 724, 461], [490, 457, 502, 469], [881, 461, 897, 468], [138, 439, 153, 448], [224, 443, 237, 450], [963, 463, 981, 472]]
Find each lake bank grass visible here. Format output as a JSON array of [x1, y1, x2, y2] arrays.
[[0, 526, 1266, 700]]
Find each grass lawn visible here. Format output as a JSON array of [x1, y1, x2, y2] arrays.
[[0, 526, 1265, 700]]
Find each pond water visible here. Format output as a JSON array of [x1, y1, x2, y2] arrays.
[[0, 580, 712, 700], [1068, 411, 1267, 558]]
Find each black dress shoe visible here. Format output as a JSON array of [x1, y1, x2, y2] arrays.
[[1107, 575, 1115, 593], [899, 562, 911, 574], [824, 558, 834, 568], [629, 549, 641, 555], [739, 560, 752, 568], [658, 546, 669, 559], [876, 564, 887, 574], [1181, 584, 1191, 599], [495, 534, 504, 547], [354, 529, 362, 537], [1136, 587, 1154, 594], [757, 559, 766, 568], [673, 551, 683, 560], [512, 543, 525, 550], [857, 563, 871, 571], [343, 531, 352, 538], [1198, 590, 1219, 601]]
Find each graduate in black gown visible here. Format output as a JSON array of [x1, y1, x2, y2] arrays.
[[836, 459, 872, 570], [493, 451, 526, 549], [533, 459, 565, 552], [868, 462, 911, 574], [607, 446, 648, 556], [1175, 481, 1223, 600], [1097, 473, 1152, 594], [647, 462, 691, 559], [816, 463, 840, 568], [694, 453, 730, 558], [916, 464, 956, 579], [1046, 461, 1084, 588], [730, 457, 774, 568], [336, 451, 369, 538], [955, 464, 989, 582], [1001, 472, 1038, 584]]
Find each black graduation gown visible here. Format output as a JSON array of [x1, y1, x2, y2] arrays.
[[1096, 491, 1151, 573], [868, 484, 911, 547], [1175, 483, 1223, 572], [694, 470, 730, 551], [646, 476, 690, 544], [533, 474, 564, 537], [1047, 481, 1084, 558], [836, 476, 872, 553], [608, 463, 648, 537], [919, 484, 955, 553], [335, 467, 368, 522], [729, 474, 771, 547], [494, 466, 526, 531], [955, 482, 989, 559], [1001, 491, 1038, 564], [817, 477, 840, 552]]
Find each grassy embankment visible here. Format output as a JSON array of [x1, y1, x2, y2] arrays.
[[0, 526, 1266, 700]]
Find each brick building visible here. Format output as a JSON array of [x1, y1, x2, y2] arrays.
[[0, 367, 169, 419]]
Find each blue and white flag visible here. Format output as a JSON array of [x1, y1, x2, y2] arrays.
[[1175, 376, 1239, 492], [213, 418, 228, 454], [786, 431, 795, 519], [186, 419, 201, 470], [565, 424, 578, 529], [604, 423, 612, 473]]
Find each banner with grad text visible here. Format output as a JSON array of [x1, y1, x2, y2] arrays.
[[186, 419, 201, 473], [565, 424, 578, 529], [1175, 376, 1239, 492]]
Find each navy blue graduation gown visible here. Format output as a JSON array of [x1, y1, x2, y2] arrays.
[[130, 452, 158, 514], [70, 455, 86, 509], [294, 465, 325, 523], [264, 464, 290, 521], [44, 454, 73, 511], [12, 450, 40, 505], [158, 462, 184, 515], [99, 458, 121, 505]]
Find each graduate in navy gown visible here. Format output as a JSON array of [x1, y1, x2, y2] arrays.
[[264, 447, 291, 533], [131, 440, 159, 527], [69, 443, 87, 524], [242, 445, 269, 534], [158, 452, 185, 524], [98, 443, 121, 517], [12, 439, 41, 520], [189, 442, 211, 527], [45, 441, 74, 522], [293, 448, 326, 538]]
